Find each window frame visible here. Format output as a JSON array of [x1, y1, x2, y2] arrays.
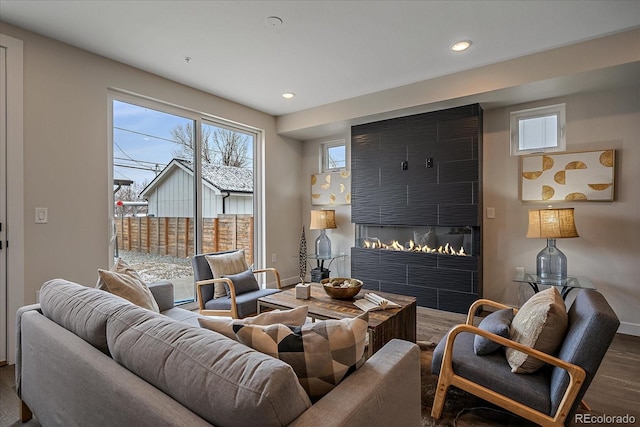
[[108, 91, 263, 303], [510, 103, 566, 156], [321, 139, 347, 172]]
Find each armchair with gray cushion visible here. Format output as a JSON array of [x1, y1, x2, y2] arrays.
[[192, 250, 282, 318], [431, 289, 619, 427]]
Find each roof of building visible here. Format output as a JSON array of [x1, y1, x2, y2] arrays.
[[140, 158, 253, 198], [175, 158, 253, 193]]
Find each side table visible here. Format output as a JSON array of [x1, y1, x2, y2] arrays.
[[513, 271, 596, 300]]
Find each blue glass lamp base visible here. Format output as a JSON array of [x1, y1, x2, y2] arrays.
[[315, 230, 332, 259], [536, 238, 567, 281]]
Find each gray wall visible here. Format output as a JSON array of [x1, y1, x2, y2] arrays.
[[0, 22, 304, 305]]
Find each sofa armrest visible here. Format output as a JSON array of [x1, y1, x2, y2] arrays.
[[148, 281, 175, 312], [15, 304, 42, 397], [289, 339, 421, 427]]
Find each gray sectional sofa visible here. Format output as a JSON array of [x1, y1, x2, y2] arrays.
[[16, 279, 421, 427]]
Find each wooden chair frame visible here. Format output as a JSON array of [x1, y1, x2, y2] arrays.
[[196, 268, 282, 319], [431, 299, 586, 427]]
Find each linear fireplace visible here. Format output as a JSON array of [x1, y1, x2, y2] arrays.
[[350, 103, 482, 314], [356, 224, 474, 256]]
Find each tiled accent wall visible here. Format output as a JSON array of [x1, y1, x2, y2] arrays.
[[350, 104, 482, 313]]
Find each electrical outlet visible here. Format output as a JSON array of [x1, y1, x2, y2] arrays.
[[271, 253, 277, 263]]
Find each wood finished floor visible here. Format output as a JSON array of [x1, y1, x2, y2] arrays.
[[1, 306, 638, 426]]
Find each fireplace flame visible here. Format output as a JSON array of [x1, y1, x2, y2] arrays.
[[361, 238, 468, 256]]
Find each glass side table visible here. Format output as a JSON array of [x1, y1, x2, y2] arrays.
[[307, 253, 347, 281], [513, 271, 595, 300]]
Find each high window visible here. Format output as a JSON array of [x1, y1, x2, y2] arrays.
[[110, 95, 257, 303], [510, 104, 566, 156], [322, 140, 346, 172]]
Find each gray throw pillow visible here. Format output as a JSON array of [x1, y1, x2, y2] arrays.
[[474, 308, 514, 355], [222, 268, 260, 296]]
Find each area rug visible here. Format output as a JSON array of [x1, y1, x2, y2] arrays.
[[418, 341, 538, 427]]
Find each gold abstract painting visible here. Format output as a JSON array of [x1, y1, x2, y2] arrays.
[[521, 150, 614, 201], [311, 171, 351, 205]]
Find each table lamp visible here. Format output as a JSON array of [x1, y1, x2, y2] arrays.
[[526, 207, 579, 281], [310, 209, 337, 258]]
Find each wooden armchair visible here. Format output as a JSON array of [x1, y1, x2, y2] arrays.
[[192, 251, 282, 319], [431, 290, 619, 427]]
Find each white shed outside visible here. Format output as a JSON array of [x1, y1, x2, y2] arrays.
[[140, 159, 253, 218]]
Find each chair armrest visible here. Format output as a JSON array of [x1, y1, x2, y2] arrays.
[[252, 267, 282, 289], [465, 299, 515, 325], [196, 278, 238, 318], [439, 323, 586, 425], [147, 281, 175, 312]]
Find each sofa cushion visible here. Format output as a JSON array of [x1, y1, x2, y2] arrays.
[[198, 306, 309, 340], [222, 268, 260, 296], [97, 268, 160, 312], [205, 250, 249, 299], [506, 287, 568, 373], [474, 308, 514, 355], [106, 306, 311, 427], [234, 312, 369, 400], [39, 279, 135, 353]]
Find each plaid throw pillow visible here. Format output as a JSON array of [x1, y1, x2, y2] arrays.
[[233, 312, 369, 400], [198, 306, 309, 341]]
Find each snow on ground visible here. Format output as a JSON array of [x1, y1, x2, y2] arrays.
[[117, 250, 192, 283]]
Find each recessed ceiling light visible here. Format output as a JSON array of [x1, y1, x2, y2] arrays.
[[282, 92, 295, 99], [450, 40, 472, 52]]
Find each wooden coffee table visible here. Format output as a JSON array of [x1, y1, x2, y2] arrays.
[[257, 283, 416, 356]]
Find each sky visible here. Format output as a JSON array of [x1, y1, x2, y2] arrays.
[[113, 100, 254, 193], [113, 100, 189, 186]]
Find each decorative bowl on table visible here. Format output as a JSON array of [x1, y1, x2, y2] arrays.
[[321, 278, 363, 300]]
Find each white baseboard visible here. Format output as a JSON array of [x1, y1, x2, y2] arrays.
[[280, 276, 303, 288], [617, 321, 640, 337]]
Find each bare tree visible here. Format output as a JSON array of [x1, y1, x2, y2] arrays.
[[171, 124, 249, 167]]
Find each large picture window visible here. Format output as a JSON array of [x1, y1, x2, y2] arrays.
[[110, 95, 257, 303]]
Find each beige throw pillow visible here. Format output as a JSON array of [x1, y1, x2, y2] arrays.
[[205, 251, 249, 299], [97, 264, 160, 313], [198, 306, 309, 340], [506, 287, 568, 373], [96, 257, 140, 291]]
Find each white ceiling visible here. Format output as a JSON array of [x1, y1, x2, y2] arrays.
[[1, 1, 638, 117]]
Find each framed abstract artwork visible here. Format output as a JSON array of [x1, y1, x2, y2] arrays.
[[311, 171, 351, 205], [520, 149, 615, 202]]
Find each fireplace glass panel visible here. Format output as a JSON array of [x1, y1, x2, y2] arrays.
[[355, 224, 473, 256]]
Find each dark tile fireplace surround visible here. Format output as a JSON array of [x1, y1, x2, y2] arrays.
[[351, 104, 482, 314]]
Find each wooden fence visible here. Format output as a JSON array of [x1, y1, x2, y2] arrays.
[[115, 214, 254, 264]]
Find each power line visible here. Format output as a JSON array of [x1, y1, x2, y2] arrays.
[[114, 157, 165, 167], [114, 126, 178, 144], [114, 163, 159, 172]]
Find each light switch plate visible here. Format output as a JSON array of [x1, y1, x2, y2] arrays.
[[486, 207, 495, 219], [35, 207, 48, 224]]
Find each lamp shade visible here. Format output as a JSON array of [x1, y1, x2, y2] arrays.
[[526, 208, 579, 239], [310, 210, 337, 230]]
